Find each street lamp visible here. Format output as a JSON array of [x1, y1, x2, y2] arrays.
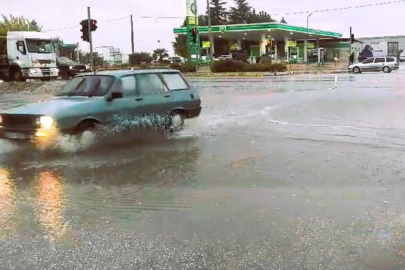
[[306, 13, 313, 64]]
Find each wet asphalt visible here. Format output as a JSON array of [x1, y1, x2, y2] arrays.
[[2, 70, 405, 269]]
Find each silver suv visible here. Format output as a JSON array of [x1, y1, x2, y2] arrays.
[[349, 57, 399, 73]]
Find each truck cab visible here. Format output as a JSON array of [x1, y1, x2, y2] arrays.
[[0, 31, 59, 81]]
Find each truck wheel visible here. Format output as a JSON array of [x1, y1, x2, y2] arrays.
[[11, 68, 23, 82]]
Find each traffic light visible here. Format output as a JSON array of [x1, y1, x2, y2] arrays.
[[80, 20, 89, 42], [191, 27, 198, 43], [90, 19, 97, 32], [350, 33, 354, 43]]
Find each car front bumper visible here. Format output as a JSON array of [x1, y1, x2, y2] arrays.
[[0, 126, 58, 141]]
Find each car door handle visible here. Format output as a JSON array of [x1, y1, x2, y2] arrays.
[[135, 97, 143, 101], [164, 94, 171, 97]]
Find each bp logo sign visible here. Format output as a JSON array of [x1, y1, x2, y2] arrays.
[[190, 3, 197, 14], [220, 26, 226, 32]]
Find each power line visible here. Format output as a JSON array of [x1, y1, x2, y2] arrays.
[[272, 0, 405, 16], [43, 16, 130, 32], [42, 0, 404, 33]]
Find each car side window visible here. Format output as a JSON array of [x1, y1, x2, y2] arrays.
[[387, 57, 395, 62], [363, 58, 374, 64], [120, 76, 137, 97], [136, 73, 165, 95], [375, 58, 385, 63], [161, 73, 189, 90]]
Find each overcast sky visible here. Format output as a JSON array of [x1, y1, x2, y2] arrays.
[[3, 0, 404, 56]]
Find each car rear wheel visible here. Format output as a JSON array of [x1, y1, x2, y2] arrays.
[[353, 67, 361, 73], [383, 66, 391, 73]]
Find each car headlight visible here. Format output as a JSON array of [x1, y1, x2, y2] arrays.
[[38, 116, 54, 129]]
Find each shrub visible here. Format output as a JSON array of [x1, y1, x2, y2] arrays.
[[259, 56, 272, 64], [210, 59, 245, 72], [169, 63, 197, 72], [210, 59, 287, 73], [234, 54, 249, 62]]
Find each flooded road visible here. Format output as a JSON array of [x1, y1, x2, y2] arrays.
[[2, 72, 405, 269]]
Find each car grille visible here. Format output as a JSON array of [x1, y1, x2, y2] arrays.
[[1, 114, 37, 127]]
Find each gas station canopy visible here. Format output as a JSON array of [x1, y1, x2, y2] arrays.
[[173, 22, 342, 41]]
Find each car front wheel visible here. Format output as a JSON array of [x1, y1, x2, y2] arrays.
[[353, 67, 361, 73], [168, 111, 185, 132], [383, 66, 391, 73]]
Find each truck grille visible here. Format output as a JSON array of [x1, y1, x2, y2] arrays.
[[38, 59, 51, 64], [1, 114, 37, 127]]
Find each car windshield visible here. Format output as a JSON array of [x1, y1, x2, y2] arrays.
[[57, 75, 114, 97], [25, 39, 55, 53]]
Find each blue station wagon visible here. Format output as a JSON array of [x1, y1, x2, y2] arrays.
[[0, 69, 202, 140]]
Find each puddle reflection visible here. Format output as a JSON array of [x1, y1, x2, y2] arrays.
[[0, 168, 17, 238], [35, 170, 70, 241]]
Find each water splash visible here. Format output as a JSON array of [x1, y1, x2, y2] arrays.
[[37, 113, 179, 154]]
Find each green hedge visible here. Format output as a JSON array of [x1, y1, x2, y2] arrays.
[[169, 63, 197, 73], [210, 59, 287, 73]]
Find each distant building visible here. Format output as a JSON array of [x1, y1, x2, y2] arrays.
[[353, 35, 405, 60]]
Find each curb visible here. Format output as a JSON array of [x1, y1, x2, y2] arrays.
[[185, 70, 349, 78]]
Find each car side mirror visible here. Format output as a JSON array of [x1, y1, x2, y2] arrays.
[[107, 91, 123, 101]]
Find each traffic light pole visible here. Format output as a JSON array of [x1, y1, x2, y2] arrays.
[[88, 7, 94, 72], [206, 0, 213, 62], [194, 0, 199, 64]]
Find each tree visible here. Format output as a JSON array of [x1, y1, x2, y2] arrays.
[[0, 14, 42, 33], [247, 9, 275, 23], [129, 52, 153, 65], [81, 52, 106, 66], [152, 48, 169, 63], [173, 35, 189, 59], [228, 0, 251, 24], [198, 15, 208, 26], [210, 0, 228, 25], [280, 17, 287, 23]]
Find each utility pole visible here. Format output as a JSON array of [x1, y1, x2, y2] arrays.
[[206, 0, 213, 62], [349, 26, 352, 54], [130, 15, 134, 54], [76, 43, 80, 62], [306, 13, 312, 64], [87, 7, 94, 72]]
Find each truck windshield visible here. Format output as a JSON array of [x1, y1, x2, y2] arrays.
[[57, 75, 114, 97], [25, 39, 55, 53]]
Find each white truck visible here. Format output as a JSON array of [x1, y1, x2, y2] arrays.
[[0, 31, 59, 81]]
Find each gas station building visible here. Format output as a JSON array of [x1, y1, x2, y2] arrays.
[[173, 22, 352, 63]]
